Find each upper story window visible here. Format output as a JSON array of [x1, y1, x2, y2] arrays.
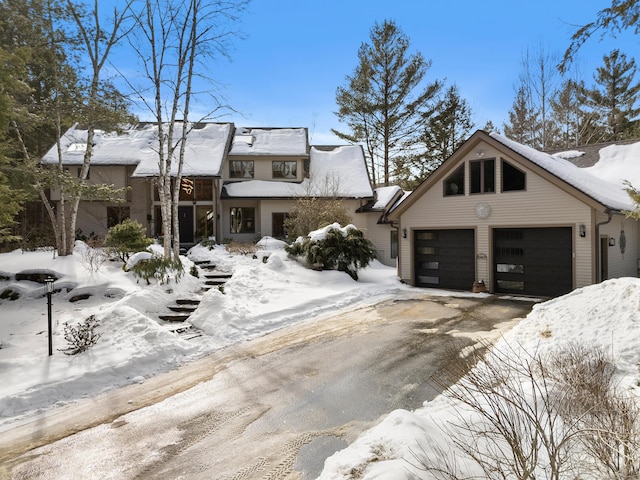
[[470, 158, 495, 194], [230, 160, 254, 179], [444, 164, 465, 196], [502, 159, 526, 192], [272, 161, 297, 179]]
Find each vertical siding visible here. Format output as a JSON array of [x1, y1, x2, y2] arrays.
[[398, 145, 595, 291]]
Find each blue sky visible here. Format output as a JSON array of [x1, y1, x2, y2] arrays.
[[135, 0, 639, 144]]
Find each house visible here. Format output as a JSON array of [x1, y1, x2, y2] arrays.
[[41, 122, 401, 266], [388, 130, 640, 297]]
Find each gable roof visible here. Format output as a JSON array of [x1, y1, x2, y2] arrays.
[[490, 132, 634, 210], [229, 127, 309, 156], [223, 144, 373, 199], [41, 122, 234, 178], [390, 130, 637, 219]]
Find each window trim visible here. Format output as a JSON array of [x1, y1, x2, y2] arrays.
[[229, 160, 255, 179], [501, 158, 527, 192], [443, 164, 465, 196], [469, 158, 495, 194]]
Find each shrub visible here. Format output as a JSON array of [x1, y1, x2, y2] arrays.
[[225, 241, 258, 256], [104, 219, 153, 262], [284, 197, 352, 240], [286, 224, 377, 280], [59, 315, 101, 355], [130, 255, 184, 285]]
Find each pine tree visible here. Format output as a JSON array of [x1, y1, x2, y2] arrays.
[[405, 84, 473, 188], [333, 19, 442, 187], [586, 49, 640, 141], [503, 85, 539, 146]]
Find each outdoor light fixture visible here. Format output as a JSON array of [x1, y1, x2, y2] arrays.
[[402, 228, 407, 239], [609, 237, 616, 247], [44, 277, 54, 356], [579, 224, 586, 237]]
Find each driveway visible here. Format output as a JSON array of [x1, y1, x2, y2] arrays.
[[2, 293, 534, 480]]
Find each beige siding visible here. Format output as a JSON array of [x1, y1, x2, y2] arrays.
[[600, 215, 639, 279], [223, 157, 303, 182], [398, 146, 594, 291], [353, 211, 396, 267]]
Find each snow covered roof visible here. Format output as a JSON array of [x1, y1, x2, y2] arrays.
[[371, 186, 404, 210], [223, 145, 373, 199], [490, 132, 637, 211], [229, 127, 308, 156], [41, 122, 234, 177]]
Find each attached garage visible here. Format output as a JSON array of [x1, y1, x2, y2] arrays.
[[493, 227, 573, 297], [414, 229, 475, 290]]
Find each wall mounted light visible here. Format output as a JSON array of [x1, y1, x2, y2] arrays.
[[609, 237, 616, 247], [579, 224, 586, 237], [402, 228, 407, 239]]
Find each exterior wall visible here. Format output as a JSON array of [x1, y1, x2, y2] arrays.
[[223, 156, 303, 182], [599, 213, 640, 279], [398, 142, 595, 291], [354, 211, 396, 267], [50, 165, 131, 201], [220, 199, 260, 243]]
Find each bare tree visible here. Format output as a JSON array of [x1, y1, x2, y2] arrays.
[[127, 0, 248, 258]]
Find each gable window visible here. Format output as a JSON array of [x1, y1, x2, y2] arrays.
[[502, 159, 526, 191], [230, 207, 255, 233], [470, 158, 495, 194], [444, 164, 465, 196], [272, 161, 297, 179], [230, 160, 254, 179]]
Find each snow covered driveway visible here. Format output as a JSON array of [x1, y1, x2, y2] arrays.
[[2, 293, 533, 479]]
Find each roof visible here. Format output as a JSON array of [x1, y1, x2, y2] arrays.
[[490, 132, 635, 211], [229, 127, 309, 156], [390, 130, 640, 219], [41, 122, 234, 178], [546, 138, 640, 168], [223, 144, 373, 199]]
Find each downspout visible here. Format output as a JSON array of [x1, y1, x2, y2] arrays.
[[594, 209, 613, 283]]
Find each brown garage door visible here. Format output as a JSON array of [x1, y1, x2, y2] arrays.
[[414, 229, 475, 290], [493, 227, 572, 297]]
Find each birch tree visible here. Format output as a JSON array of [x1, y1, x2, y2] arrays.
[[127, 0, 248, 258]]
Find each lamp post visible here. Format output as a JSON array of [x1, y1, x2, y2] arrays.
[[44, 277, 54, 356]]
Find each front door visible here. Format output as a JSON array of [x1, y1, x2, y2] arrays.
[[178, 206, 194, 244]]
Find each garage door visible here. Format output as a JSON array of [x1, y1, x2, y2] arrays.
[[414, 229, 475, 290], [493, 228, 572, 297]]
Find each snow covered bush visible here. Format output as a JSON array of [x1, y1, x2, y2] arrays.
[[128, 254, 184, 285], [59, 315, 101, 355], [284, 196, 352, 240], [286, 223, 377, 280], [104, 218, 153, 262]]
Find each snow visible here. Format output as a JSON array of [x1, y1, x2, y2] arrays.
[[372, 185, 403, 210], [491, 132, 637, 210], [2, 239, 640, 478], [319, 278, 640, 479], [224, 144, 374, 198], [0, 239, 408, 426], [229, 127, 308, 156], [41, 123, 234, 177]]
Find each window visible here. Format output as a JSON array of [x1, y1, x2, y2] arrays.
[[107, 206, 130, 228], [444, 164, 465, 196], [502, 159, 526, 191], [230, 160, 254, 179], [272, 212, 288, 238], [272, 161, 297, 179], [178, 178, 214, 201], [470, 158, 495, 194], [230, 207, 255, 233]]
